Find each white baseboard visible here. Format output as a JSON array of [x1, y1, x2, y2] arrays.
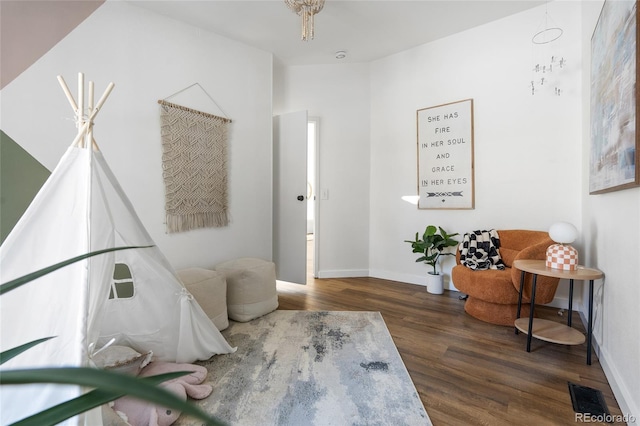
[[369, 270, 578, 307], [577, 311, 639, 425], [543, 296, 570, 310], [368, 269, 427, 287], [598, 347, 639, 425], [316, 269, 369, 279]]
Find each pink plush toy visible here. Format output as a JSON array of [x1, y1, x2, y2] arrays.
[[112, 362, 212, 426]]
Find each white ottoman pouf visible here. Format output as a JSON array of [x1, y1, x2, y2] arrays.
[[177, 268, 229, 331], [215, 258, 278, 322]]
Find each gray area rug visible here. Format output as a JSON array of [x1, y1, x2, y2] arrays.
[[176, 310, 431, 426]]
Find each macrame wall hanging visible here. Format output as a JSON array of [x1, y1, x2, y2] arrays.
[[158, 84, 232, 233]]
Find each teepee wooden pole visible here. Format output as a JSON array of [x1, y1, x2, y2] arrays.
[[56, 75, 78, 114], [88, 81, 98, 150], [78, 73, 85, 147], [77, 73, 84, 114], [88, 81, 94, 113], [69, 81, 115, 148], [59, 73, 114, 148], [71, 122, 89, 147], [89, 82, 115, 121]]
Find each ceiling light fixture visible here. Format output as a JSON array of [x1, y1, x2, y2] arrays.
[[284, 0, 325, 41], [335, 50, 347, 60]]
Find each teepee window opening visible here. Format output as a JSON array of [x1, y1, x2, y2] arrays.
[[110, 263, 135, 299]]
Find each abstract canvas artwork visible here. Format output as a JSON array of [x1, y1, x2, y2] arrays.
[[590, 0, 639, 194]]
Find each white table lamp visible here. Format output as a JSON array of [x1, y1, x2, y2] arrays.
[[546, 222, 579, 271]]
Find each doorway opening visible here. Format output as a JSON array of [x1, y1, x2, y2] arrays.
[[307, 117, 319, 281]]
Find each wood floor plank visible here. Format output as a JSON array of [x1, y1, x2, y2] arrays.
[[276, 276, 624, 425]]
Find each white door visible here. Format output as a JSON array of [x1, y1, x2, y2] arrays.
[[273, 111, 308, 284]]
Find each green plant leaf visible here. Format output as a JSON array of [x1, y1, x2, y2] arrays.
[[0, 337, 55, 366], [11, 373, 188, 426], [407, 225, 459, 273], [424, 253, 438, 262], [1, 368, 222, 426], [424, 225, 437, 236], [0, 246, 152, 296], [14, 388, 135, 426]]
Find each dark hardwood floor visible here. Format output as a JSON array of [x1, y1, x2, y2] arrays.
[[276, 274, 624, 425]]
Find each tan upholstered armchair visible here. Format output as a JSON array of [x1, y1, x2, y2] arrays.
[[451, 230, 560, 326]]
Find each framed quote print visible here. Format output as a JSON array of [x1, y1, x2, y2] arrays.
[[416, 99, 475, 209]]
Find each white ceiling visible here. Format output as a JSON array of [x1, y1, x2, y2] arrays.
[[127, 0, 546, 65]]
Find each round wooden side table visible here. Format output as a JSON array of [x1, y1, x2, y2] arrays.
[[513, 259, 604, 365]]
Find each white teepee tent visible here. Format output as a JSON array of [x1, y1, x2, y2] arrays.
[[0, 74, 234, 425]]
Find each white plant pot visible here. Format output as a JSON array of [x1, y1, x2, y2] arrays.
[[425, 273, 444, 294]]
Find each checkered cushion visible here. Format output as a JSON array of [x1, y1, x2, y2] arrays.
[[460, 229, 506, 271]]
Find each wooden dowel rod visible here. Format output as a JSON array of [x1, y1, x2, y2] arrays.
[[58, 73, 114, 148], [89, 82, 115, 121], [87, 81, 95, 147], [71, 120, 90, 147], [57, 75, 78, 113], [78, 73, 84, 121], [88, 81, 94, 112]]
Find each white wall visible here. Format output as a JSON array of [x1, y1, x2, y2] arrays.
[[0, 1, 274, 270], [363, 2, 638, 417], [581, 2, 640, 422], [275, 63, 371, 278], [368, 2, 583, 296], [3, 0, 636, 419]]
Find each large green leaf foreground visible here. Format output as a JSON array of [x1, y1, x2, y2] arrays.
[[1, 367, 222, 426], [0, 246, 224, 425], [0, 246, 151, 296]]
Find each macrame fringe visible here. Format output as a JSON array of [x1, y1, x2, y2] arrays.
[[166, 212, 230, 234]]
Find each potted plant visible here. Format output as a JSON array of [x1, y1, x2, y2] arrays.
[[405, 225, 459, 294]]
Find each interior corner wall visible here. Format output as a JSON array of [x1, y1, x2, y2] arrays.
[[0, 1, 273, 270], [274, 63, 370, 277], [368, 2, 583, 296], [581, 1, 639, 422]]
